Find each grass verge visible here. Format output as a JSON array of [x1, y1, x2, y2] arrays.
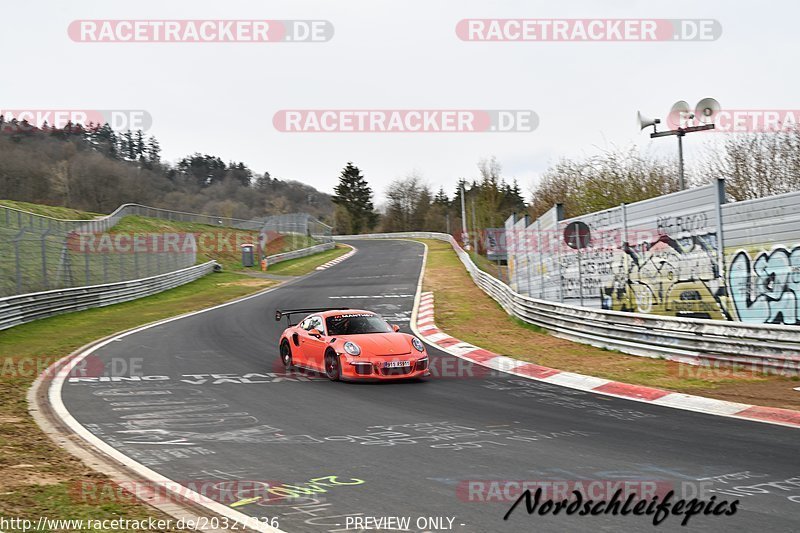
[[0, 200, 101, 220], [419, 239, 800, 411], [467, 251, 509, 284], [111, 216, 317, 272], [263, 244, 350, 276], [0, 271, 276, 530]]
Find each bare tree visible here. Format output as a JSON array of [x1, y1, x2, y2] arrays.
[[529, 146, 679, 219], [382, 172, 431, 232], [701, 129, 800, 201]]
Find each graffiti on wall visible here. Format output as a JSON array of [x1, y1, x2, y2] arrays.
[[601, 233, 730, 320], [728, 245, 800, 325]]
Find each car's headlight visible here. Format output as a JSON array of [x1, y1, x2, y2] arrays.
[[412, 337, 425, 352], [343, 341, 361, 356]]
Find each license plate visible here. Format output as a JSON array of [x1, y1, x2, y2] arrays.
[[384, 360, 411, 368]]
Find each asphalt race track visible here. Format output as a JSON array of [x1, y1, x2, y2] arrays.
[[60, 240, 800, 533]]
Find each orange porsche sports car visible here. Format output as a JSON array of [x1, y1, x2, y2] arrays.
[[275, 308, 430, 381]]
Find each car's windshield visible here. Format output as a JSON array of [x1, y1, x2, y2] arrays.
[[326, 313, 392, 335]]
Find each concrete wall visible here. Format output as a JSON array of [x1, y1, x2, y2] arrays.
[[505, 181, 800, 325]]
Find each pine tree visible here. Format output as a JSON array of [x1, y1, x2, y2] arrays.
[[433, 187, 449, 206], [146, 136, 161, 164], [134, 130, 146, 159], [124, 130, 136, 160], [118, 132, 129, 160], [332, 162, 378, 234]]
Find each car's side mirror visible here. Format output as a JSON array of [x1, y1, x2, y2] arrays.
[[308, 328, 322, 338], [392, 325, 400, 332]]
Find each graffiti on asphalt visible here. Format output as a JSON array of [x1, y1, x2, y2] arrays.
[[322, 421, 593, 449], [230, 475, 365, 508], [483, 380, 657, 421]]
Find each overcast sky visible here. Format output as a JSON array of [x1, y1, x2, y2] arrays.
[[4, 1, 798, 202]]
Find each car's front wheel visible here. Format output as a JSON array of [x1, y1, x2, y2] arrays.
[[280, 340, 293, 368], [324, 350, 341, 381]]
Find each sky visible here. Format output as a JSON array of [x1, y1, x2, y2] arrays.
[[3, 1, 798, 202]]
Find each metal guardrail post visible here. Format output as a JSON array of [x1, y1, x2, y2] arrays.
[[620, 203, 629, 310], [103, 252, 109, 284], [84, 252, 90, 285], [714, 177, 729, 317], [537, 218, 544, 299], [13, 228, 25, 293], [41, 228, 52, 290], [555, 204, 565, 303]]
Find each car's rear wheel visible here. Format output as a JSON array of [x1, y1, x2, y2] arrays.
[[325, 350, 340, 381], [280, 340, 293, 368]]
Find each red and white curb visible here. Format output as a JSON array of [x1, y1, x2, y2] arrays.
[[316, 246, 357, 270], [414, 291, 800, 429]]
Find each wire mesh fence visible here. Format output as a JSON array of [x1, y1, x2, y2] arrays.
[[0, 225, 196, 296], [0, 203, 332, 297], [258, 212, 333, 241]]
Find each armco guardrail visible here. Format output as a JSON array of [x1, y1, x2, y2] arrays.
[[0, 261, 218, 331], [334, 232, 800, 371], [266, 241, 335, 266]]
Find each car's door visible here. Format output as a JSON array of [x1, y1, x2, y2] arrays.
[[300, 315, 327, 370], [292, 316, 313, 366]]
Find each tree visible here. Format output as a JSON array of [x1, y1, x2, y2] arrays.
[[433, 187, 449, 206], [529, 146, 679, 219], [0, 117, 336, 223], [134, 130, 146, 160], [123, 130, 136, 160], [226, 161, 252, 187], [177, 153, 228, 187], [332, 162, 378, 233], [146, 136, 161, 165], [383, 172, 430, 232], [701, 129, 800, 201]]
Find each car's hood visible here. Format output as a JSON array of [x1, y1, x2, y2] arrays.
[[342, 333, 412, 356]]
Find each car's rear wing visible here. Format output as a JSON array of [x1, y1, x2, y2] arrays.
[[275, 308, 350, 327]]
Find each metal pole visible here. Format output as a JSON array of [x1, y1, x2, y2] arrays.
[[471, 198, 478, 255], [41, 230, 51, 290], [460, 184, 469, 250], [621, 203, 629, 310], [537, 219, 544, 299], [714, 177, 728, 317], [677, 132, 685, 190], [578, 247, 584, 307], [84, 251, 90, 285], [525, 219, 533, 297], [555, 204, 565, 303], [14, 229, 24, 293], [445, 213, 450, 235]]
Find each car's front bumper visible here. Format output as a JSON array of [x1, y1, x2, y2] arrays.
[[341, 356, 429, 380]]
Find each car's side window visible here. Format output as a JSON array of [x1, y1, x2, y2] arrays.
[[308, 316, 324, 334], [300, 317, 314, 330]]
